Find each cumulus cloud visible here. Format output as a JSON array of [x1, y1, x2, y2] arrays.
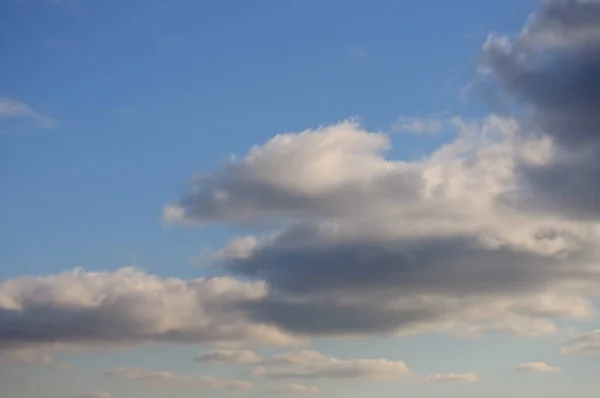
[[561, 329, 600, 355], [267, 383, 320, 394], [195, 349, 261, 364], [514, 362, 561, 373], [104, 366, 252, 389], [426, 373, 479, 383], [163, 120, 423, 225], [0, 97, 55, 129], [479, 0, 600, 220], [253, 350, 409, 380], [0, 267, 299, 349]]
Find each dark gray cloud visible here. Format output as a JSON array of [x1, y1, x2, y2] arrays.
[[224, 224, 599, 337], [481, 0, 600, 219]]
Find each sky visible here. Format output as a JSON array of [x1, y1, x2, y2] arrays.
[[1, 0, 599, 397]]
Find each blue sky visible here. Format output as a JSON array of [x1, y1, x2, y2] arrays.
[[1, 1, 599, 398]]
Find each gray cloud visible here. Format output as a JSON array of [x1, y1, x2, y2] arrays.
[[226, 226, 598, 337], [561, 329, 600, 355], [0, 267, 299, 349], [480, 0, 600, 219]]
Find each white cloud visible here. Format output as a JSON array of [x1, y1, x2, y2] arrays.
[[268, 383, 320, 394], [195, 349, 261, 364], [104, 366, 252, 389], [253, 350, 410, 380], [0, 97, 55, 129], [514, 362, 561, 373], [426, 373, 479, 383], [562, 330, 600, 355]]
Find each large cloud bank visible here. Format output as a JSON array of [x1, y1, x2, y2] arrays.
[[2, 0, 600, 354]]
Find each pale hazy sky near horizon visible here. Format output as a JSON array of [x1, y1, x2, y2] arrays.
[[1, 0, 599, 397]]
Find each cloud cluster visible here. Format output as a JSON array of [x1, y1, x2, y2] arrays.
[[159, 0, 600, 342], [2, 0, 600, 372], [164, 116, 600, 339], [514, 362, 561, 374], [104, 366, 252, 389]]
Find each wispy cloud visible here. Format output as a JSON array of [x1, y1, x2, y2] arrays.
[[426, 373, 479, 383], [267, 383, 320, 394], [104, 366, 252, 389], [0, 97, 55, 129], [392, 116, 445, 134]]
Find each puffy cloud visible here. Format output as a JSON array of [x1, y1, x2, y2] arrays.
[[253, 350, 409, 380], [195, 349, 261, 364], [562, 329, 600, 355], [479, 0, 600, 220], [0, 267, 299, 349], [0, 97, 55, 129], [514, 362, 561, 373], [104, 367, 252, 389], [426, 373, 479, 383], [163, 120, 423, 225], [267, 383, 320, 394]]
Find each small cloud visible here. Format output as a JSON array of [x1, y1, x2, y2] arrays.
[[195, 349, 261, 365], [392, 116, 444, 134], [345, 45, 367, 61], [426, 373, 479, 383], [267, 383, 320, 394], [0, 97, 55, 130], [514, 362, 561, 374], [254, 350, 409, 380], [72, 393, 111, 398]]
